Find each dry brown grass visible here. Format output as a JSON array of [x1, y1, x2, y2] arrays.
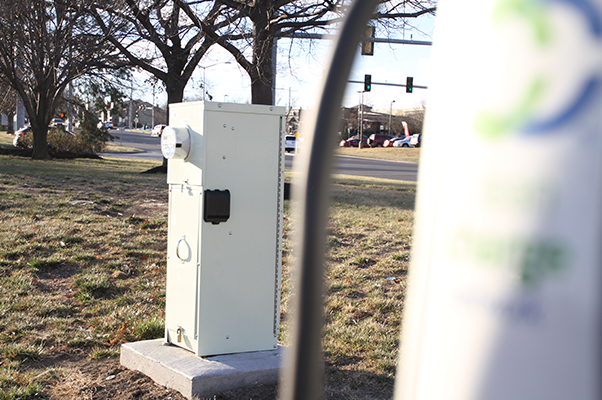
[[0, 155, 169, 398], [335, 146, 420, 163], [279, 175, 415, 399], [0, 155, 415, 399], [0, 131, 14, 148]]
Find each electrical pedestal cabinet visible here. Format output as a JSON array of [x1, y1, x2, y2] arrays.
[[161, 101, 286, 356]]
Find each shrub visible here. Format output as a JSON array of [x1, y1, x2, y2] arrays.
[[15, 113, 114, 154], [78, 112, 114, 153]]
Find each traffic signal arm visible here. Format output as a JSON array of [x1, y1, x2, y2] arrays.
[[347, 78, 426, 90]]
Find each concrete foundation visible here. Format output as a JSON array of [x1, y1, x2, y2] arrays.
[[121, 339, 284, 399]]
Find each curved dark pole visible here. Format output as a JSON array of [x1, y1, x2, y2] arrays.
[[278, 1, 381, 399]]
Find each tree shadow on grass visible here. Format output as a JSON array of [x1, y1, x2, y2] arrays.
[[210, 365, 395, 400], [323, 365, 396, 400], [0, 146, 102, 159]]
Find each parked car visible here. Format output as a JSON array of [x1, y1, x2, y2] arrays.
[[383, 137, 395, 147], [285, 135, 297, 152], [13, 125, 32, 147], [96, 121, 113, 129], [393, 136, 413, 147], [384, 136, 408, 147], [13, 125, 74, 148], [339, 135, 369, 148], [383, 136, 413, 147], [151, 124, 166, 137], [367, 133, 394, 147], [50, 118, 64, 127], [409, 133, 422, 148]]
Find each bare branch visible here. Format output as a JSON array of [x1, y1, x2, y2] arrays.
[[174, 0, 255, 77], [173, 0, 436, 105], [374, 7, 436, 19]]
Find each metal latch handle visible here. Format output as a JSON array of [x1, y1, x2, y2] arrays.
[[176, 235, 186, 262]]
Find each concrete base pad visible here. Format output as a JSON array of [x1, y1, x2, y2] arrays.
[[121, 339, 284, 399]]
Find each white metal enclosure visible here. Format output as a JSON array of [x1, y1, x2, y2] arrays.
[[162, 101, 285, 356]]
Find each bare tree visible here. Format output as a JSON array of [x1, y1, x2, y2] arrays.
[[400, 106, 425, 135], [90, 0, 234, 123], [176, 0, 436, 105], [0, 0, 124, 159]]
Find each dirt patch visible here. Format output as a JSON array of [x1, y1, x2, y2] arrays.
[[38, 355, 188, 399], [23, 353, 279, 400], [34, 264, 79, 294]]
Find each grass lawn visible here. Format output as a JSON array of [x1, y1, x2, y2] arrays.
[[0, 152, 415, 399], [102, 143, 143, 153], [335, 146, 420, 163], [0, 131, 15, 149]]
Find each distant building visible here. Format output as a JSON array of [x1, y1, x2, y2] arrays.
[[111, 100, 167, 128], [340, 105, 425, 138], [341, 105, 389, 138], [285, 105, 424, 140]]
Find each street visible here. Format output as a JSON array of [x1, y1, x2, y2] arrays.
[[100, 129, 419, 182]]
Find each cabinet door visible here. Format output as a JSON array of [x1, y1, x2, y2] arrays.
[[164, 187, 201, 352]]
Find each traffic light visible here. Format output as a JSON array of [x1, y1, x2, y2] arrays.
[[406, 77, 414, 93], [364, 74, 372, 92], [60, 112, 65, 118], [361, 26, 375, 56]]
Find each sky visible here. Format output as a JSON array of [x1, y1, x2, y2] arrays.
[[136, 13, 436, 114]]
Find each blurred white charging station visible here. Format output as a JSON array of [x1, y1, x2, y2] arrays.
[[161, 101, 286, 357]]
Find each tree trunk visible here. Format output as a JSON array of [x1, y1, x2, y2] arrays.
[[251, 45, 274, 106], [31, 120, 50, 160], [251, 10, 274, 106], [26, 88, 54, 160]]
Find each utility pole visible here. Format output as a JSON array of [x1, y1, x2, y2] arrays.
[[15, 95, 24, 131], [358, 91, 364, 149], [152, 82, 156, 128], [389, 100, 395, 135], [272, 38, 278, 105], [202, 68, 206, 101], [200, 62, 231, 101], [68, 84, 73, 131], [357, 91, 361, 138], [129, 77, 134, 129], [360, 93, 364, 149], [68, 12, 73, 132]]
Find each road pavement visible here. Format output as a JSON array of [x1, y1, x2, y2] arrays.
[[101, 128, 164, 161], [100, 129, 418, 182]]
